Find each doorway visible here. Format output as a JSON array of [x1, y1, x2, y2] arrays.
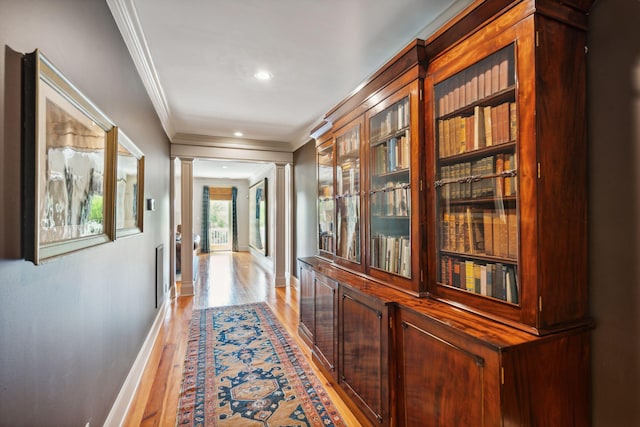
[[209, 199, 232, 251]]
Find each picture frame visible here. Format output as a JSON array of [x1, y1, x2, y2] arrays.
[[23, 50, 117, 264], [115, 130, 144, 238], [249, 178, 268, 256]]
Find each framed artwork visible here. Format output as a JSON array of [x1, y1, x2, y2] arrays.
[[115, 130, 144, 238], [23, 50, 116, 264], [249, 178, 268, 256]]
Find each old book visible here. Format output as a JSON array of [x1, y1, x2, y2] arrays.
[[494, 263, 507, 300], [509, 102, 517, 141], [484, 65, 492, 97], [500, 102, 510, 144], [495, 154, 504, 198], [498, 49, 509, 90], [458, 116, 466, 154], [491, 54, 500, 94], [483, 209, 494, 256], [486, 264, 494, 297], [452, 259, 461, 288], [472, 209, 485, 253], [507, 209, 518, 258], [483, 105, 493, 146], [473, 106, 485, 149], [474, 263, 482, 293], [480, 265, 488, 296], [493, 213, 508, 258], [491, 106, 499, 146], [465, 260, 475, 292], [470, 64, 478, 103], [506, 266, 518, 304], [466, 115, 475, 152]]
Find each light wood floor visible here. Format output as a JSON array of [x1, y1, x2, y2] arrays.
[[123, 251, 362, 426]]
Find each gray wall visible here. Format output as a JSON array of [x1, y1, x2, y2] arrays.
[[0, 0, 171, 426], [588, 0, 640, 425], [293, 140, 317, 277]]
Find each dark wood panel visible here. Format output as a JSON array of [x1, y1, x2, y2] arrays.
[[313, 273, 337, 376], [339, 288, 389, 425], [298, 263, 315, 347], [534, 15, 589, 330], [399, 320, 486, 426], [502, 329, 591, 426]]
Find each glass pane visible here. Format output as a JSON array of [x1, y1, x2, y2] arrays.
[[336, 125, 361, 263], [209, 200, 231, 250], [318, 144, 334, 254], [369, 96, 411, 278], [434, 44, 519, 304]]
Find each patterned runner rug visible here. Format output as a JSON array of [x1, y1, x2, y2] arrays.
[[176, 302, 346, 426]]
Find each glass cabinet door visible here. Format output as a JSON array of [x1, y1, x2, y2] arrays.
[[434, 44, 519, 304], [317, 141, 335, 257], [335, 124, 361, 265], [368, 96, 411, 278]]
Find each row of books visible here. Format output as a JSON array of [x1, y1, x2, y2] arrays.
[[438, 102, 516, 158], [371, 181, 410, 217], [370, 98, 410, 141], [441, 207, 517, 259], [336, 161, 360, 196], [370, 234, 411, 277], [435, 45, 515, 117], [372, 135, 411, 175], [440, 153, 517, 201], [440, 256, 519, 304], [337, 127, 360, 157]]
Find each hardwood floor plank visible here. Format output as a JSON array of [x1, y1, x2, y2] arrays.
[[123, 251, 361, 427]]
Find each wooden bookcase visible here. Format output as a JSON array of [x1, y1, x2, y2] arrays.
[[425, 0, 591, 335], [301, 1, 593, 425]]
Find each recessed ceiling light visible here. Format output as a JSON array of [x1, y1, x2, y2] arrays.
[[222, 165, 228, 169], [234, 131, 243, 137], [254, 70, 273, 81]]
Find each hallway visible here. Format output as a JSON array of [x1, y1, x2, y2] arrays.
[[123, 251, 361, 426]]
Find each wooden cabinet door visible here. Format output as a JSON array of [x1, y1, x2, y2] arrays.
[[298, 263, 315, 347], [339, 285, 391, 426], [313, 273, 338, 378], [396, 308, 501, 427]]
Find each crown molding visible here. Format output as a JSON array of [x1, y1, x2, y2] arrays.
[[107, 0, 175, 139]]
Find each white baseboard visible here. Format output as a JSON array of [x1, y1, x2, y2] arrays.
[[103, 298, 169, 427], [290, 274, 299, 289]]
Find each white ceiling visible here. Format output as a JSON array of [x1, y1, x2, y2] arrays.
[[108, 0, 471, 178]]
